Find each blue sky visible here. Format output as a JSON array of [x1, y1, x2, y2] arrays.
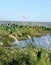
[[0, 0, 51, 22]]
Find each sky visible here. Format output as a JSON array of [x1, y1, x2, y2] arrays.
[[0, 0, 51, 22]]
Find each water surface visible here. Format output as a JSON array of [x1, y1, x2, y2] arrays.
[[13, 34, 51, 49]]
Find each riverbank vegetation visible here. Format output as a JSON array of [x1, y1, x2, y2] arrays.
[[0, 43, 51, 65], [0, 23, 51, 65], [0, 24, 51, 46]]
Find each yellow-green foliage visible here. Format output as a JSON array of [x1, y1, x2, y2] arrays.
[[0, 24, 51, 65], [0, 45, 51, 65]]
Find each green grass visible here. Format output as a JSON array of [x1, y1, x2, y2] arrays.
[[0, 44, 51, 65], [0, 24, 51, 65]]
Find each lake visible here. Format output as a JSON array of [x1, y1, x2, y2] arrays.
[[13, 34, 51, 49]]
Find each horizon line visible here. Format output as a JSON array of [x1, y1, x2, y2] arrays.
[[0, 20, 51, 22]]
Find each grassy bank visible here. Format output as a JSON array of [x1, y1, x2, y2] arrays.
[[0, 44, 51, 65], [0, 24, 51, 47], [0, 24, 51, 65]]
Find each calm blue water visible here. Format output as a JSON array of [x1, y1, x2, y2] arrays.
[[13, 34, 51, 49], [34, 34, 51, 48]]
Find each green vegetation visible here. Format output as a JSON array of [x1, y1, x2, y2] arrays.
[[0, 23, 51, 65], [0, 24, 51, 47], [0, 44, 51, 65]]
